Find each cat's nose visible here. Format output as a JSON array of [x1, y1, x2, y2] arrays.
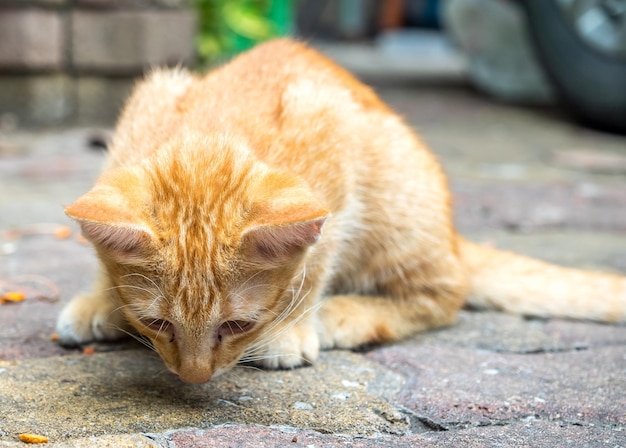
[[179, 372, 212, 384], [177, 365, 213, 384]]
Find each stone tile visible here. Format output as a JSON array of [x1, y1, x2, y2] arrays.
[[553, 148, 626, 174], [461, 231, 626, 272], [76, 77, 136, 125], [76, 0, 193, 8], [0, 129, 104, 229], [367, 343, 626, 429], [0, 1, 68, 5], [56, 435, 160, 448], [163, 425, 418, 447], [0, 350, 407, 443], [71, 10, 196, 74], [398, 310, 626, 354], [2, 421, 623, 447], [0, 76, 74, 127], [0, 10, 64, 70], [0, 434, 159, 448], [0, 74, 137, 127], [452, 181, 626, 233], [419, 420, 626, 448], [0, 236, 98, 360]]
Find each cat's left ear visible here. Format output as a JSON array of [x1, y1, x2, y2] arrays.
[[65, 171, 154, 264]]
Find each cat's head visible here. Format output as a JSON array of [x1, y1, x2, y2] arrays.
[[66, 134, 329, 383]]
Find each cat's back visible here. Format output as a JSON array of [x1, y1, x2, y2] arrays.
[[110, 39, 385, 166], [187, 39, 387, 133]]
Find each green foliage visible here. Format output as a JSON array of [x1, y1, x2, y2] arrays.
[[195, 0, 293, 67]]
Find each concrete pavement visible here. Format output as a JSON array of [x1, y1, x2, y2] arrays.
[[1, 77, 626, 446]]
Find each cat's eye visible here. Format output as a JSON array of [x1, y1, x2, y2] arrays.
[[217, 320, 254, 341]]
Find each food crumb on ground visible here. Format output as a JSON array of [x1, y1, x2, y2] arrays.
[[53, 226, 72, 239], [18, 433, 49, 444], [82, 346, 96, 355], [1, 291, 26, 304]]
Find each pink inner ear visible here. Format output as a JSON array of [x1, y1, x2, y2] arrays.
[[244, 216, 327, 267], [64, 169, 153, 263], [79, 221, 152, 263]]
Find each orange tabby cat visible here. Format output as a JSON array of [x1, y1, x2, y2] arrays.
[[56, 39, 626, 384]]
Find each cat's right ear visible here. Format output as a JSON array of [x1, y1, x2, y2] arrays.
[[241, 215, 328, 269], [240, 173, 330, 268], [65, 181, 154, 264]]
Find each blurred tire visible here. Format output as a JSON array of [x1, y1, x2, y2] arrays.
[[522, 0, 626, 133]]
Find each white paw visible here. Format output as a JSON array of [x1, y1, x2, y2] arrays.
[[252, 322, 320, 369], [55, 294, 128, 347]]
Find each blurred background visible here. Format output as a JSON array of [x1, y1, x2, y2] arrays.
[[0, 0, 625, 133]]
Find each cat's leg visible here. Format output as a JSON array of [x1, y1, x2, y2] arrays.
[[247, 263, 330, 370], [56, 263, 130, 346], [318, 261, 468, 350], [251, 315, 321, 369], [248, 291, 324, 369]]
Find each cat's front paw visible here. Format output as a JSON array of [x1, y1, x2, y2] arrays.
[[56, 293, 129, 347], [250, 321, 320, 369]]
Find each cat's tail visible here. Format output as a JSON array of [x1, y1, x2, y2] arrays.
[[457, 237, 626, 323]]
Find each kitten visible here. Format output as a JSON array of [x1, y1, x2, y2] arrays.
[[56, 39, 626, 384]]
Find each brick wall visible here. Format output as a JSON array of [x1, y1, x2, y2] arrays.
[[0, 0, 197, 127]]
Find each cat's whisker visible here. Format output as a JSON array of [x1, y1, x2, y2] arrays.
[[122, 273, 168, 302], [98, 284, 155, 297], [228, 365, 261, 378], [239, 349, 312, 367], [143, 294, 167, 318], [108, 302, 136, 315], [261, 295, 320, 338], [152, 367, 173, 380], [229, 283, 278, 302], [233, 363, 264, 372], [106, 323, 156, 352], [239, 352, 297, 362], [223, 365, 263, 384], [293, 265, 307, 301], [236, 270, 269, 292], [253, 306, 280, 318], [251, 280, 312, 345], [259, 281, 309, 334], [95, 284, 165, 316], [245, 295, 322, 357], [248, 313, 307, 353]]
